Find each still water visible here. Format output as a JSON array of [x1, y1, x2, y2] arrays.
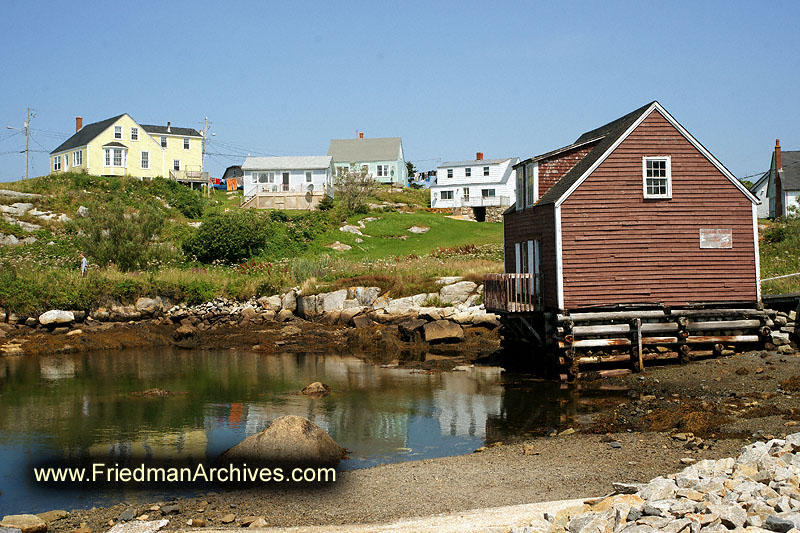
[[0, 349, 625, 514]]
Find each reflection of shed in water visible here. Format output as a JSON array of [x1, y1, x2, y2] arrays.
[[485, 380, 631, 442], [39, 356, 76, 380], [434, 370, 503, 438]]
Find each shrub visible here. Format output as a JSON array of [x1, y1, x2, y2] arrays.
[[269, 210, 289, 222], [317, 195, 335, 211], [78, 202, 166, 272], [182, 210, 280, 263]]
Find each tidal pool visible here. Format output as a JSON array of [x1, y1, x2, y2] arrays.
[[0, 348, 626, 514]]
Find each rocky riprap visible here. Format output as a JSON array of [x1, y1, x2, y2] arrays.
[[523, 433, 800, 533], [0, 278, 499, 355]]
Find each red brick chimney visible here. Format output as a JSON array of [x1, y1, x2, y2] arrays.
[[359, 132, 364, 139], [775, 139, 783, 217], [476, 152, 483, 161], [76, 116, 83, 132]]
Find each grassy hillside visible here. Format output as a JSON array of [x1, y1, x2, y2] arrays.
[[759, 217, 800, 294], [0, 173, 503, 314]]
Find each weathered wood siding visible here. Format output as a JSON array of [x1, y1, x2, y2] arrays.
[[503, 203, 558, 308], [560, 110, 757, 308], [538, 145, 595, 200]]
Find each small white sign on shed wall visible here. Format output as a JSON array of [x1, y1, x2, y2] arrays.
[[699, 228, 732, 249]]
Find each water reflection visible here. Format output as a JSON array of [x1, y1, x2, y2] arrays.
[[0, 349, 627, 514]]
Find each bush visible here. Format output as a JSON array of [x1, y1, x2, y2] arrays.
[[317, 195, 335, 211], [149, 177, 207, 218], [78, 202, 166, 271], [182, 210, 281, 263], [269, 210, 289, 222]]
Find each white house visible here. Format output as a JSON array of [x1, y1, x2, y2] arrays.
[[430, 153, 518, 220], [750, 171, 769, 218], [241, 156, 334, 210]]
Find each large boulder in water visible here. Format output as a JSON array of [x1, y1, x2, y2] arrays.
[[217, 415, 345, 468]]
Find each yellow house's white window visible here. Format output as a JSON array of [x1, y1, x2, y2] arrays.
[[104, 148, 127, 167], [173, 160, 180, 171], [73, 150, 82, 166], [183, 138, 190, 150], [141, 151, 149, 169], [131, 127, 138, 141], [53, 155, 62, 171], [114, 126, 122, 140], [161, 136, 167, 148]]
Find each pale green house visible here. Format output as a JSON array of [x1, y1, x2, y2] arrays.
[[328, 136, 408, 186]]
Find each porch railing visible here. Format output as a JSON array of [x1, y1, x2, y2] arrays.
[[483, 273, 541, 313]]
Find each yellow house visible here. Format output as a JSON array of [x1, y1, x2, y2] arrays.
[[49, 114, 204, 183]]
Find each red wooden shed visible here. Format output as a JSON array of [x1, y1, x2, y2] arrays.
[[495, 101, 760, 312], [484, 102, 766, 376]]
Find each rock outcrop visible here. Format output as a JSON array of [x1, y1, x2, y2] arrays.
[[217, 415, 346, 468]]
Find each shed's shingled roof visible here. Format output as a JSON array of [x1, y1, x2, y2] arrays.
[[50, 114, 125, 154], [536, 101, 656, 205], [328, 137, 402, 163]]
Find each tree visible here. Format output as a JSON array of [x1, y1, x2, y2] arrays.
[[406, 161, 417, 179], [334, 164, 378, 212]]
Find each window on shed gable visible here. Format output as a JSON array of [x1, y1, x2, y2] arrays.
[[643, 156, 671, 199]]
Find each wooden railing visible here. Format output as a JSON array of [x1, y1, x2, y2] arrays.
[[483, 273, 541, 313]]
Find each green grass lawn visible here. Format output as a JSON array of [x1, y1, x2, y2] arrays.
[[310, 211, 503, 260]]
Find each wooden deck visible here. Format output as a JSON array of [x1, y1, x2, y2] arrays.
[[483, 273, 541, 313]]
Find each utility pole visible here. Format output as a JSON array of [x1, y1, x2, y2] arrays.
[[24, 108, 29, 180], [201, 117, 210, 197], [6, 108, 32, 180]]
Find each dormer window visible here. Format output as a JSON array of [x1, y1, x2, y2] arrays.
[[643, 156, 671, 199]]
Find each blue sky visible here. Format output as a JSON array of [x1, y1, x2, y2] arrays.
[[1, 1, 798, 182]]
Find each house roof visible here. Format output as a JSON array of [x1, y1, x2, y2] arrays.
[[50, 114, 125, 154], [515, 137, 603, 168], [778, 150, 800, 191], [241, 155, 332, 171], [439, 158, 511, 168], [141, 124, 202, 137], [328, 137, 402, 163], [750, 171, 769, 193], [536, 102, 656, 205], [533, 101, 756, 206]]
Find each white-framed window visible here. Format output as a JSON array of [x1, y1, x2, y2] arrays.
[[516, 165, 524, 209], [482, 188, 496, 197], [53, 155, 62, 171], [447, 168, 453, 178], [305, 171, 312, 182], [643, 156, 671, 199], [130, 127, 138, 141], [183, 138, 190, 150], [526, 163, 535, 207], [251, 172, 258, 184], [114, 126, 122, 139], [73, 150, 82, 166], [463, 187, 470, 200], [376, 164, 389, 177], [173, 160, 180, 171], [465, 167, 471, 177], [441, 190, 454, 200], [141, 151, 149, 169], [258, 172, 274, 183], [105, 148, 126, 167], [483, 166, 489, 176], [160, 136, 167, 148]]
